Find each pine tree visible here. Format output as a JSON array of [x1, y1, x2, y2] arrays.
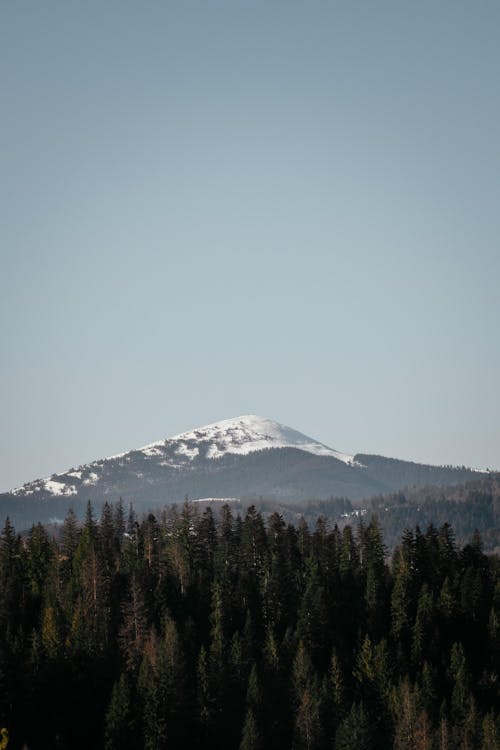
[[245, 663, 262, 715], [436, 717, 450, 750], [449, 642, 469, 726], [0, 517, 25, 639], [159, 617, 186, 745], [137, 629, 168, 750], [414, 709, 432, 750], [264, 512, 296, 637], [337, 525, 362, 648], [391, 549, 412, 649], [411, 583, 434, 666], [353, 636, 391, 744], [330, 649, 346, 724], [239, 708, 261, 750], [241, 506, 267, 578], [335, 702, 372, 750], [197, 645, 214, 738], [26, 523, 53, 598], [60, 507, 80, 607], [297, 517, 311, 560], [104, 672, 137, 750], [391, 678, 420, 750], [238, 665, 263, 750], [100, 501, 117, 574], [40, 605, 60, 660], [438, 577, 456, 623], [339, 525, 359, 579], [363, 516, 388, 638], [480, 711, 499, 750], [297, 554, 328, 662], [119, 573, 148, 671], [461, 695, 479, 750], [438, 524, 457, 583], [293, 684, 322, 750], [113, 498, 126, 546], [194, 506, 217, 622], [61, 508, 79, 560]]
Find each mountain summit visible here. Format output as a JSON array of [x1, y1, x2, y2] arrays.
[[162, 415, 355, 463], [1, 415, 483, 527], [8, 415, 351, 499]]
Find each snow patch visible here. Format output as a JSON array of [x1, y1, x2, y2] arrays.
[[11, 485, 35, 496], [176, 443, 199, 460], [43, 480, 77, 496], [141, 444, 165, 457], [194, 497, 241, 504], [83, 472, 99, 486]]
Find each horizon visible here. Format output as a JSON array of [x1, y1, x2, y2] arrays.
[[2, 412, 495, 494]]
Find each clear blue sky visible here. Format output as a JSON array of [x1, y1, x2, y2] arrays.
[[2, 1, 499, 490]]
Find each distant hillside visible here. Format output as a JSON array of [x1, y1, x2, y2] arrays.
[[252, 473, 500, 553], [0, 415, 486, 528]]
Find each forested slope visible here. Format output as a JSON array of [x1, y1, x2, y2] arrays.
[[0, 502, 499, 749]]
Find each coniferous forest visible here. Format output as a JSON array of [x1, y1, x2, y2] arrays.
[[0, 501, 499, 749]]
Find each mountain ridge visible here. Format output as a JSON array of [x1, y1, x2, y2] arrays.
[[0, 415, 487, 527]]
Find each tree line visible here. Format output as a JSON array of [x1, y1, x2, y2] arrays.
[[0, 501, 498, 749], [263, 473, 500, 553]]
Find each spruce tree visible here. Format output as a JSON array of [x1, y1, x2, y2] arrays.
[[335, 702, 372, 750], [104, 672, 137, 750], [239, 708, 261, 750]]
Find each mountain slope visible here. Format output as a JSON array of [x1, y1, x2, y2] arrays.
[[0, 415, 485, 527]]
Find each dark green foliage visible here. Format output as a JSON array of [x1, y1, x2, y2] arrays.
[[240, 707, 261, 750], [104, 673, 137, 750], [0, 504, 498, 749], [335, 702, 372, 750]]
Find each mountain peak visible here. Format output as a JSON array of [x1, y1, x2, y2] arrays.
[[168, 414, 354, 463], [4, 415, 485, 526], [7, 415, 354, 500]]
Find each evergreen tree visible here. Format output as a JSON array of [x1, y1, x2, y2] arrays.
[[26, 522, 53, 598], [391, 549, 412, 650], [293, 683, 322, 750], [449, 642, 469, 728], [297, 554, 328, 662], [411, 583, 434, 666], [40, 604, 61, 660], [197, 644, 215, 744], [363, 516, 388, 637], [330, 649, 346, 723], [119, 573, 148, 671], [391, 678, 421, 750], [481, 711, 499, 750], [239, 708, 261, 750], [335, 702, 372, 750], [137, 630, 168, 750], [104, 672, 137, 750]]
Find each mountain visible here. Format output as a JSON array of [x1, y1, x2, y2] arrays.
[[0, 415, 485, 527]]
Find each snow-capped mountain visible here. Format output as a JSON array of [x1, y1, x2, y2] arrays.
[[9, 415, 353, 499], [148, 415, 356, 463], [1, 415, 484, 527]]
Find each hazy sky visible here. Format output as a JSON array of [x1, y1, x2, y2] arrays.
[[2, 1, 500, 490]]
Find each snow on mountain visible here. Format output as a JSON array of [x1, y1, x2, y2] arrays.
[[3, 417, 487, 530], [147, 415, 355, 464], [8, 416, 354, 498]]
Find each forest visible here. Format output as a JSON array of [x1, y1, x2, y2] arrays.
[[259, 473, 500, 554], [0, 501, 499, 749]]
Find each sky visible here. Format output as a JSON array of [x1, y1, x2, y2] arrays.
[[1, 1, 500, 491]]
